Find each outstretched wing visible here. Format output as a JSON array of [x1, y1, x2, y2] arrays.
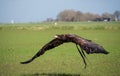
[[20, 38, 64, 64], [79, 38, 109, 54]]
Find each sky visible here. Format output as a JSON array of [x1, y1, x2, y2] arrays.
[[0, 0, 120, 23]]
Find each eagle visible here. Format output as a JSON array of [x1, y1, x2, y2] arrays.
[[20, 34, 109, 68]]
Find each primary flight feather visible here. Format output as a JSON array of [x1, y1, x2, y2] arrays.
[[20, 34, 109, 68]]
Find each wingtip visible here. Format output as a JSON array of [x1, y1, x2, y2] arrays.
[[104, 51, 109, 54], [20, 62, 28, 64], [20, 59, 33, 64]]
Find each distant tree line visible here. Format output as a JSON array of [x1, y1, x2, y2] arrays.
[[45, 10, 120, 22]]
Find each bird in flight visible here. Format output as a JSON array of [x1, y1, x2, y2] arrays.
[[20, 34, 109, 68]]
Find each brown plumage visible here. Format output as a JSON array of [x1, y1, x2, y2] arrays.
[[20, 34, 109, 68]]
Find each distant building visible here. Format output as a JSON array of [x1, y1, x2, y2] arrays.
[[103, 18, 111, 22], [93, 18, 111, 22]]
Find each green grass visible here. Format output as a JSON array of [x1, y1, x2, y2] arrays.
[[0, 22, 120, 76]]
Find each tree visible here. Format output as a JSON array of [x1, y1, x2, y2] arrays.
[[46, 18, 54, 22], [57, 10, 101, 22], [57, 10, 76, 21], [84, 12, 100, 21], [56, 9, 120, 22], [74, 11, 82, 21], [114, 11, 120, 21], [102, 12, 112, 18]]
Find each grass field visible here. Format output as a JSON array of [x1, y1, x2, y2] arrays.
[[0, 22, 120, 76]]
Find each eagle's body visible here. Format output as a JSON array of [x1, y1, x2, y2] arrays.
[[21, 34, 109, 68]]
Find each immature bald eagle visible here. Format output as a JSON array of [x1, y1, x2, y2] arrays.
[[20, 34, 109, 68]]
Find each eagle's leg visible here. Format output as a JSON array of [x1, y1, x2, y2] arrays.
[[79, 46, 90, 64], [79, 45, 87, 59], [76, 44, 87, 68], [77, 45, 87, 60]]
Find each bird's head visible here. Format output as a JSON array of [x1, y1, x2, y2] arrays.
[[54, 35, 59, 38], [54, 34, 66, 40], [54, 34, 62, 39]]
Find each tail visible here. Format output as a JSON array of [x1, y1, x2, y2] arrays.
[[20, 55, 37, 64]]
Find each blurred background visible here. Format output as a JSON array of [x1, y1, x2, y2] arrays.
[[0, 0, 120, 23]]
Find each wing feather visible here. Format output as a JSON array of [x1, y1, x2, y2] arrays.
[[36, 38, 64, 56], [79, 38, 109, 54], [20, 38, 64, 64]]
